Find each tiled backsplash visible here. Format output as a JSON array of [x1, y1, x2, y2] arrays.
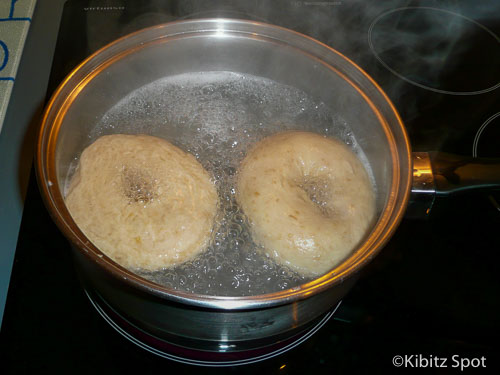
[[0, 0, 37, 133]]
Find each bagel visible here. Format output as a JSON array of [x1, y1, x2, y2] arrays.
[[236, 131, 375, 277], [65, 134, 218, 271]]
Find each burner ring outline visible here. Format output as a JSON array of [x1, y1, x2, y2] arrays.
[[368, 6, 500, 96]]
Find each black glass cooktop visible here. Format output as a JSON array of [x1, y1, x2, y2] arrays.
[[2, 0, 500, 373]]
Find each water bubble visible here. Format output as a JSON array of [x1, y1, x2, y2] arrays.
[[179, 275, 187, 286]]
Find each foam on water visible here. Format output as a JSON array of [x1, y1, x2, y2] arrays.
[[72, 71, 373, 296]]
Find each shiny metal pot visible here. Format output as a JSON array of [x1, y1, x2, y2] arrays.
[[36, 19, 411, 354]]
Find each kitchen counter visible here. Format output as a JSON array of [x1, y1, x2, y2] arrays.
[[0, 0, 66, 326]]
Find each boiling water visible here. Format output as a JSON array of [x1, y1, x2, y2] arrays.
[[74, 71, 371, 296]]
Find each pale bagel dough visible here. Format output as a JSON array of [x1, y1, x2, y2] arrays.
[[65, 134, 218, 271], [236, 131, 375, 277]]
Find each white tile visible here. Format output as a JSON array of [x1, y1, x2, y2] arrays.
[[0, 0, 36, 133]]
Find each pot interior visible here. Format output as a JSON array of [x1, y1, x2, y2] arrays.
[[39, 20, 410, 303]]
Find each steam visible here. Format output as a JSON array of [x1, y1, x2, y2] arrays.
[[82, 0, 499, 149]]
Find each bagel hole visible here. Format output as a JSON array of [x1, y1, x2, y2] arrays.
[[122, 166, 158, 204], [297, 176, 332, 217]]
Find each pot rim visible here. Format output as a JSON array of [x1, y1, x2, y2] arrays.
[[36, 18, 412, 310]]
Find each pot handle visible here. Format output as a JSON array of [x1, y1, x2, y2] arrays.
[[407, 152, 500, 218], [428, 152, 500, 195]]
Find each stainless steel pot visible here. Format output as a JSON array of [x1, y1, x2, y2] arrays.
[[36, 19, 414, 354]]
